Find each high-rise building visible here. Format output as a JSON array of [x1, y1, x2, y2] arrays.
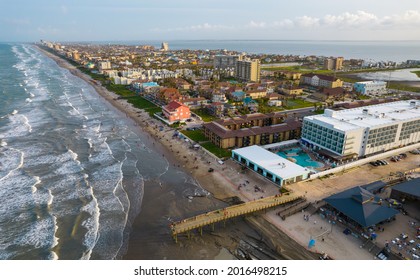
[[161, 42, 169, 51], [324, 57, 344, 70], [235, 59, 260, 82], [301, 100, 420, 160], [335, 57, 344, 70], [213, 55, 241, 69], [97, 61, 112, 72], [72, 52, 80, 61]]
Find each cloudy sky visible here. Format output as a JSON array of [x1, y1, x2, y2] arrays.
[[1, 0, 420, 42]]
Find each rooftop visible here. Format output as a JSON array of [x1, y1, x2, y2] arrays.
[[392, 178, 420, 199], [232, 145, 310, 179], [324, 186, 399, 228], [304, 100, 420, 132]]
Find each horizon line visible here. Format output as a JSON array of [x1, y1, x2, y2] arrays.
[[2, 39, 420, 44]]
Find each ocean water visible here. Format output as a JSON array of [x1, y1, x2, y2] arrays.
[[0, 44, 207, 260], [85, 40, 420, 62], [356, 67, 420, 82]]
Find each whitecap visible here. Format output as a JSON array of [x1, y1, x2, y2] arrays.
[[31, 176, 41, 193], [21, 115, 32, 132]]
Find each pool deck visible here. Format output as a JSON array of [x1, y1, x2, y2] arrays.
[[277, 146, 327, 170]]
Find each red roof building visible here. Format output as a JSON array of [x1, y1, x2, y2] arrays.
[[162, 101, 191, 123]]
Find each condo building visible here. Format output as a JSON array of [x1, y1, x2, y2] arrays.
[[235, 59, 261, 82], [213, 55, 241, 69], [353, 81, 387, 95], [323, 57, 344, 70], [300, 73, 343, 89], [301, 100, 420, 161], [161, 42, 169, 51], [203, 113, 301, 149]]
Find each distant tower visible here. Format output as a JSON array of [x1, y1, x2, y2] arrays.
[[161, 42, 169, 51]]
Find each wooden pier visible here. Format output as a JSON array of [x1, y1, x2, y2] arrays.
[[170, 193, 302, 242]]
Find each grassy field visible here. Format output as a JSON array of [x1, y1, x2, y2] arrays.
[[126, 96, 157, 109], [411, 71, 420, 78], [201, 142, 232, 158], [388, 82, 420, 93], [144, 107, 162, 116], [283, 99, 314, 109], [180, 129, 208, 142], [192, 108, 217, 122], [105, 84, 135, 97]]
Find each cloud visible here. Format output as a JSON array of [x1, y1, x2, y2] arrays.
[[321, 11, 378, 27], [296, 16, 320, 28], [294, 10, 420, 29], [151, 10, 420, 35], [247, 21, 266, 28]]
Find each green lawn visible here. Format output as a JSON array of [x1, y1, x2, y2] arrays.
[[388, 82, 420, 93], [192, 108, 217, 122], [201, 142, 231, 158], [283, 99, 314, 109], [145, 107, 162, 117], [256, 98, 284, 113], [105, 84, 135, 97], [356, 95, 371, 100], [181, 129, 207, 142], [126, 96, 157, 109], [411, 71, 420, 78]]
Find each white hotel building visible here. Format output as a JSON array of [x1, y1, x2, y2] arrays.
[[353, 81, 387, 95], [301, 100, 420, 161]]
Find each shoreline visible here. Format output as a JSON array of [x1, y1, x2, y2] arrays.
[[35, 45, 321, 260]]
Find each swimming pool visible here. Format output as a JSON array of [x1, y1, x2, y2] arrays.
[[277, 147, 324, 168]]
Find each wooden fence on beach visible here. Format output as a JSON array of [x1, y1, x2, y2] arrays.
[[170, 193, 302, 242]]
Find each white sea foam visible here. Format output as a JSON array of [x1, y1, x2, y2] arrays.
[[0, 140, 7, 147], [21, 115, 32, 133], [47, 189, 54, 207], [67, 148, 79, 162], [50, 251, 59, 260], [31, 176, 41, 193], [80, 195, 100, 260], [0, 148, 24, 182], [25, 98, 32, 103]]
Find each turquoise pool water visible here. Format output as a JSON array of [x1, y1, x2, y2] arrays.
[[277, 148, 324, 168]]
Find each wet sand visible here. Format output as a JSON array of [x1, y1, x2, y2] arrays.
[[36, 45, 319, 260]]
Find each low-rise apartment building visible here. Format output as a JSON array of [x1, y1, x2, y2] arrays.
[[203, 113, 301, 148], [300, 74, 343, 89]]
